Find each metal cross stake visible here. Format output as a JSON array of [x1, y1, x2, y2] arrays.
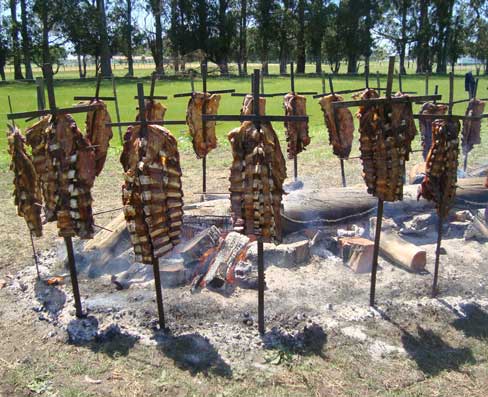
[[7, 64, 102, 318], [288, 62, 317, 181], [106, 83, 188, 330], [7, 96, 42, 281], [332, 56, 442, 307], [173, 60, 235, 200], [203, 69, 308, 335], [313, 75, 365, 188], [72, 70, 124, 145]]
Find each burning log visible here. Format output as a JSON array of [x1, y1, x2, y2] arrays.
[[178, 225, 221, 263], [203, 232, 250, 289]]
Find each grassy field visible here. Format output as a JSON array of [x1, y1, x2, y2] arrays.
[[1, 68, 488, 396], [1, 70, 487, 171]]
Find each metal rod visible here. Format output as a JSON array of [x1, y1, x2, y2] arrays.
[[111, 75, 124, 145], [257, 239, 265, 335], [174, 89, 235, 98], [321, 73, 326, 94], [36, 77, 45, 111], [340, 159, 346, 187], [376, 71, 380, 92], [464, 152, 469, 173], [137, 83, 147, 136], [425, 73, 429, 95], [474, 78, 479, 98], [398, 73, 403, 93], [190, 71, 195, 92], [290, 62, 295, 93], [370, 199, 384, 306], [106, 120, 187, 127], [7, 96, 15, 127], [152, 257, 166, 329], [365, 62, 370, 88], [202, 114, 307, 122], [332, 94, 441, 109], [432, 215, 443, 297], [150, 71, 157, 98], [386, 56, 395, 98], [93, 206, 124, 216], [65, 236, 83, 318], [95, 73, 102, 99], [293, 157, 298, 180], [30, 231, 41, 280], [8, 104, 101, 120], [448, 72, 454, 116], [133, 95, 168, 100], [261, 70, 265, 94], [201, 59, 208, 200], [73, 96, 116, 101], [434, 85, 439, 104]]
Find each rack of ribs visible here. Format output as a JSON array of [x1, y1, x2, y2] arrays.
[[461, 98, 485, 155], [418, 119, 460, 218], [228, 96, 286, 242], [419, 102, 448, 159], [186, 92, 221, 158], [356, 89, 416, 202], [7, 125, 43, 237], [283, 93, 310, 158], [120, 124, 183, 264], [84, 99, 114, 176], [319, 94, 354, 159]]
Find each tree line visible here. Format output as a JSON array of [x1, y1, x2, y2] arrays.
[[0, 0, 487, 80]]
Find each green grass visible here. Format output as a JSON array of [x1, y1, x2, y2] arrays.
[[1, 69, 487, 171]]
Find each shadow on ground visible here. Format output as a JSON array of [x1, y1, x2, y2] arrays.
[[452, 303, 488, 340], [263, 323, 327, 359], [154, 332, 232, 378], [379, 309, 476, 377], [67, 317, 138, 358]]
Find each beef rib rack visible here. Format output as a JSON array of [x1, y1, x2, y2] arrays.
[[283, 93, 310, 158], [319, 94, 355, 159], [84, 99, 114, 176], [228, 96, 286, 242], [186, 92, 221, 158], [418, 119, 460, 218], [356, 89, 417, 202], [7, 125, 43, 237], [120, 124, 184, 264]]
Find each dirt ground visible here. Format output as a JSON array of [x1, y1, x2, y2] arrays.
[[1, 139, 488, 397]]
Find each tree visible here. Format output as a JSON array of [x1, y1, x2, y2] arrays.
[[96, 0, 112, 76], [238, 0, 248, 75], [0, 11, 9, 80], [111, 0, 141, 76], [9, 0, 24, 79], [338, 0, 377, 74], [322, 3, 343, 73], [19, 0, 33, 79], [307, 0, 328, 74], [148, 0, 164, 74], [432, 0, 455, 73], [254, 0, 278, 75], [376, 0, 415, 74], [413, 0, 432, 73], [295, 0, 306, 73], [276, 0, 295, 75]]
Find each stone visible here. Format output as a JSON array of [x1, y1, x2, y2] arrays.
[[339, 237, 374, 274], [400, 213, 436, 236]]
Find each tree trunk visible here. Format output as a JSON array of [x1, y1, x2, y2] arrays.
[[347, 54, 357, 74], [9, 0, 24, 80], [416, 0, 430, 73], [97, 0, 112, 77], [399, 0, 408, 75], [218, 59, 229, 75], [40, 2, 50, 65], [238, 0, 247, 76], [0, 67, 5, 81], [83, 55, 87, 77], [126, 0, 134, 76], [77, 52, 84, 78], [150, 0, 164, 74], [19, 0, 33, 79], [315, 54, 322, 74], [296, 0, 306, 73], [279, 46, 287, 75]]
